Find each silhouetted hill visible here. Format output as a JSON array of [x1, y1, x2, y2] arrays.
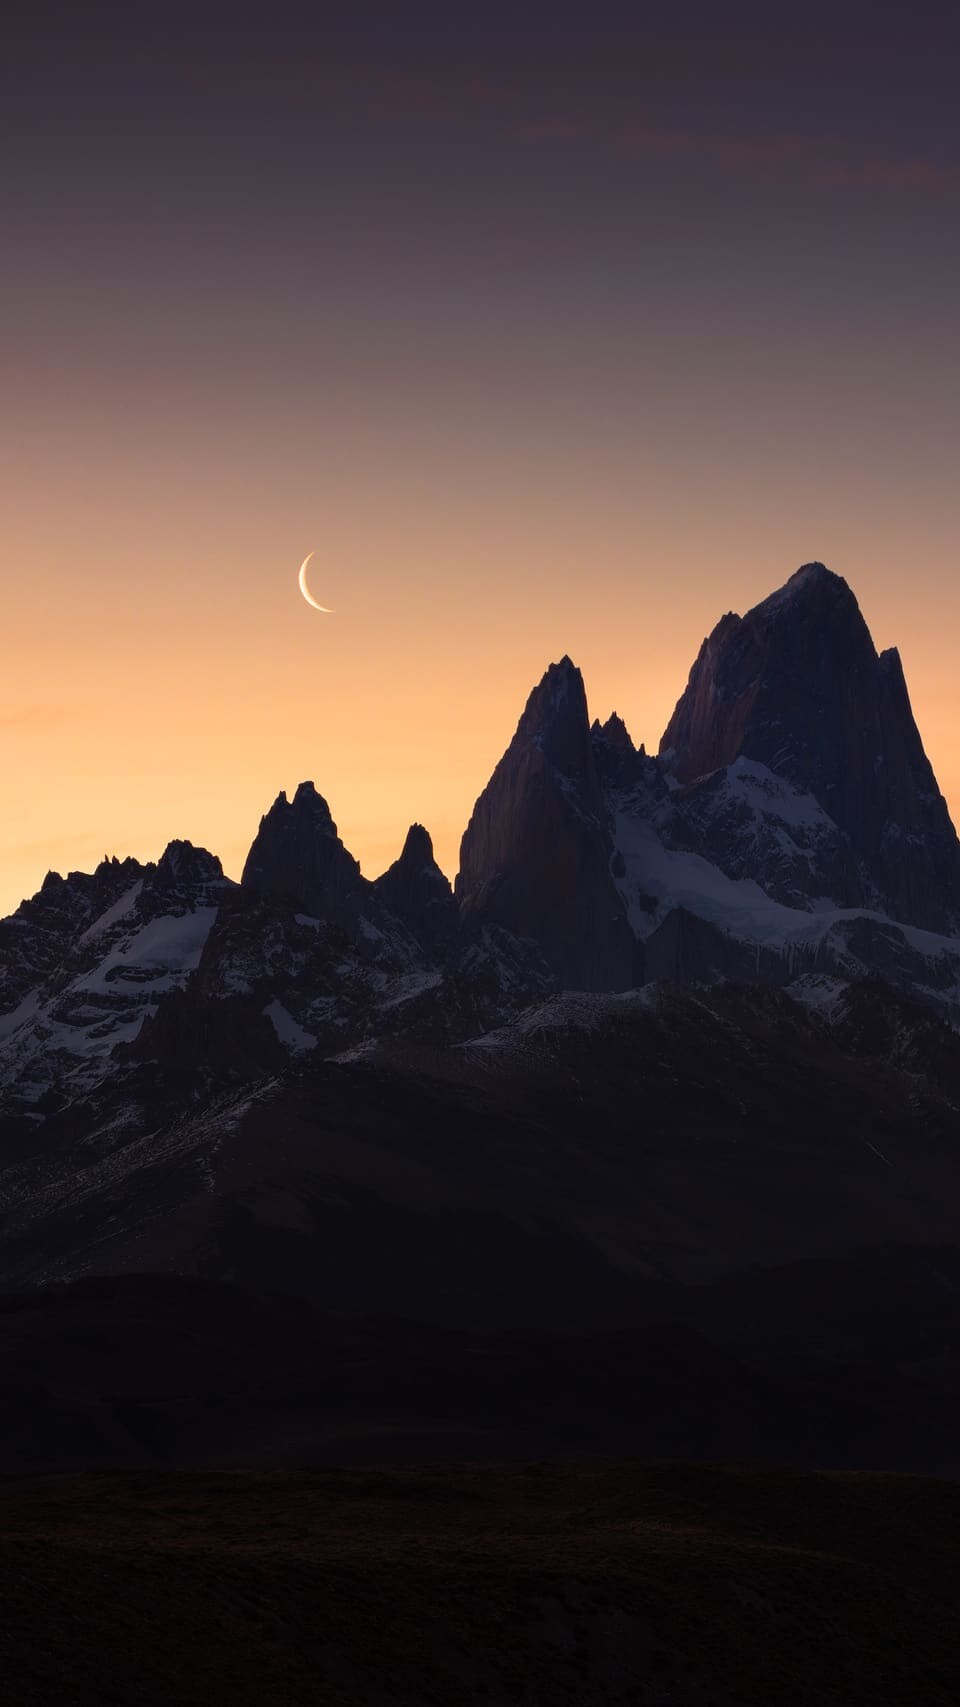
[[2, 1273, 959, 1476]]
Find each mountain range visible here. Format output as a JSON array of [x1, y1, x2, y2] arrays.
[[4, 561, 960, 1471]]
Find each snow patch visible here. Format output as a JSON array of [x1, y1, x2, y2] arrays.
[[72, 908, 218, 994], [377, 971, 442, 1012], [465, 988, 658, 1053], [0, 990, 40, 1042], [612, 809, 960, 963], [264, 1000, 317, 1052], [720, 757, 832, 830], [78, 880, 144, 945], [787, 975, 849, 1019]]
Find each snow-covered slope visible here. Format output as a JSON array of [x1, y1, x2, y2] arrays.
[[606, 770, 960, 1012], [0, 843, 228, 1111], [658, 756, 866, 910]]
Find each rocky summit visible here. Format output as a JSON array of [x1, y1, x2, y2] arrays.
[[457, 656, 635, 990], [660, 563, 960, 929], [3, 562, 960, 1464]]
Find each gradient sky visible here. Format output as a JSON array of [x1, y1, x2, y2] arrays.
[[3, 1, 959, 915]]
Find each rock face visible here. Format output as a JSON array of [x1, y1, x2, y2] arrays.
[[660, 563, 960, 930], [373, 824, 458, 957], [241, 781, 369, 930], [456, 658, 635, 990], [591, 713, 647, 788], [156, 840, 223, 886]]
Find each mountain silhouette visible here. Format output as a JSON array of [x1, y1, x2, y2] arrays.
[[4, 563, 960, 1475]]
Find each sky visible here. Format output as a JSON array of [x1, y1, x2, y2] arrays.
[[3, 1, 959, 914]]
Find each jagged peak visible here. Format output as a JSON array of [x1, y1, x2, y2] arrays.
[[94, 852, 141, 871], [156, 840, 224, 885], [669, 565, 872, 730], [752, 561, 859, 623], [373, 821, 455, 952], [259, 780, 337, 829], [283, 779, 335, 821], [513, 656, 591, 770], [658, 561, 960, 930], [592, 709, 650, 784], [692, 568, 858, 652], [789, 559, 835, 585], [399, 822, 436, 867], [597, 711, 635, 753], [522, 656, 584, 715], [241, 776, 363, 917]]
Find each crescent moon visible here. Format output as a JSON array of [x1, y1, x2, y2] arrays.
[[298, 552, 334, 613]]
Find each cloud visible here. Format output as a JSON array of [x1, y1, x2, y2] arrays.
[[10, 7, 958, 199], [173, 25, 958, 200], [598, 121, 955, 194]]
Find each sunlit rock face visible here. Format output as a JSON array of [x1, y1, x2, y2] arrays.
[[456, 656, 636, 991], [659, 563, 960, 931]]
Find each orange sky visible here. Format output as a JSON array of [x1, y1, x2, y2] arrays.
[[4, 7, 960, 917], [3, 391, 959, 919]]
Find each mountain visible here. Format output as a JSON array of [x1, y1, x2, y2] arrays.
[[457, 656, 635, 990], [660, 563, 960, 930], [3, 561, 960, 1472], [6, 971, 960, 1309], [452, 571, 960, 1010], [242, 779, 381, 933], [373, 823, 458, 957]]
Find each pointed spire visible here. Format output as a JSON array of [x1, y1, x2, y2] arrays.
[[457, 658, 634, 990], [398, 823, 435, 867], [241, 781, 365, 925], [373, 823, 456, 954]]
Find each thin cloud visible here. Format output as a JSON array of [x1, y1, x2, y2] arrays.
[[602, 121, 956, 193], [187, 42, 958, 200], [28, 7, 953, 200]]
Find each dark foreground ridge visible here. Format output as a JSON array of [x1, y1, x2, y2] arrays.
[[4, 1272, 960, 1477], [3, 1459, 958, 1707]]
